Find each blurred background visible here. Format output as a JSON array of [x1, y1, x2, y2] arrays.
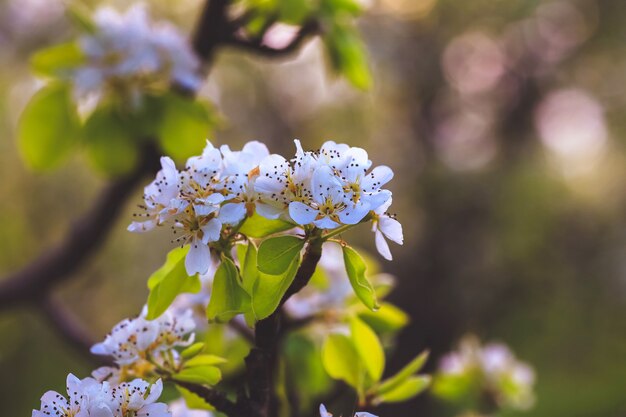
[[1, 0, 626, 416]]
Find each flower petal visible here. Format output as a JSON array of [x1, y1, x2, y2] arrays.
[[185, 242, 211, 275], [289, 202, 317, 225], [374, 228, 392, 261], [218, 203, 246, 225], [379, 216, 403, 245]]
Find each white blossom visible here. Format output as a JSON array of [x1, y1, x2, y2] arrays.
[[32, 374, 170, 417], [91, 307, 195, 368], [438, 336, 536, 410], [371, 197, 403, 261], [71, 4, 201, 107], [169, 399, 214, 417]]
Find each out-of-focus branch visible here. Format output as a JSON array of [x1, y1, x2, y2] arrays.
[[37, 295, 114, 366], [225, 20, 320, 57], [0, 142, 162, 310], [172, 380, 243, 416]]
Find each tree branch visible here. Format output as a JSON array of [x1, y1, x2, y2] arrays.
[[0, 143, 162, 310], [246, 238, 324, 417], [172, 380, 242, 416], [37, 295, 114, 367], [225, 20, 319, 57]]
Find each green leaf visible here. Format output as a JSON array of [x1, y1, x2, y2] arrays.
[[177, 386, 215, 411], [207, 258, 251, 323], [257, 235, 305, 275], [320, 0, 363, 15], [239, 212, 294, 238], [30, 42, 84, 77], [181, 342, 205, 359], [358, 302, 409, 333], [376, 350, 429, 395], [324, 24, 372, 90], [18, 83, 80, 171], [184, 354, 228, 368], [376, 376, 431, 403], [83, 105, 140, 176], [175, 365, 222, 386], [278, 0, 312, 24], [342, 245, 379, 311], [349, 317, 385, 384], [156, 93, 214, 161], [146, 247, 201, 320], [238, 242, 260, 294], [251, 255, 301, 320], [322, 333, 364, 391]]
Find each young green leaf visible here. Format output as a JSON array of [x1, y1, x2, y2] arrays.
[[30, 42, 84, 77], [239, 242, 260, 294], [251, 255, 301, 320], [257, 235, 305, 275], [207, 258, 251, 323], [376, 350, 429, 395], [184, 354, 228, 368], [349, 317, 385, 384], [322, 333, 364, 392], [181, 342, 205, 360], [146, 247, 201, 320], [342, 245, 379, 311], [358, 302, 410, 333], [18, 83, 80, 171], [156, 93, 214, 161], [174, 365, 222, 386], [83, 105, 140, 176], [177, 386, 215, 411], [323, 24, 372, 90], [239, 212, 294, 238], [375, 376, 431, 403]]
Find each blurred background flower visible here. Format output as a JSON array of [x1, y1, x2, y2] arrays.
[[2, 0, 626, 416]]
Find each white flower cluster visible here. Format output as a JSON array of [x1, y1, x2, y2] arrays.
[[90, 307, 195, 381], [72, 4, 202, 106], [439, 336, 536, 410], [129, 139, 403, 276], [320, 404, 376, 417], [32, 374, 169, 417]]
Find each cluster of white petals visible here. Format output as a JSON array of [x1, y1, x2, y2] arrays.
[[439, 336, 536, 409], [129, 139, 403, 276], [90, 307, 195, 380], [32, 374, 169, 417], [319, 404, 377, 417], [72, 4, 201, 106]]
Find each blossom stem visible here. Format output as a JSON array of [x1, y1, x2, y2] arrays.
[[321, 224, 357, 241]]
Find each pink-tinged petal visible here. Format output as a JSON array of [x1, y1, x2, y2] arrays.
[[200, 219, 222, 244], [314, 216, 340, 230], [374, 229, 392, 261], [185, 242, 212, 275], [289, 202, 317, 225], [256, 203, 284, 219], [218, 203, 246, 225], [380, 216, 403, 245], [361, 165, 394, 192]]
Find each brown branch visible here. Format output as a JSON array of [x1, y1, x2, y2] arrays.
[[37, 295, 114, 367], [0, 143, 162, 310], [246, 238, 324, 417], [172, 380, 243, 416], [225, 20, 319, 57]]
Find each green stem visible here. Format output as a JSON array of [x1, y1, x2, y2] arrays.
[[321, 224, 357, 241]]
